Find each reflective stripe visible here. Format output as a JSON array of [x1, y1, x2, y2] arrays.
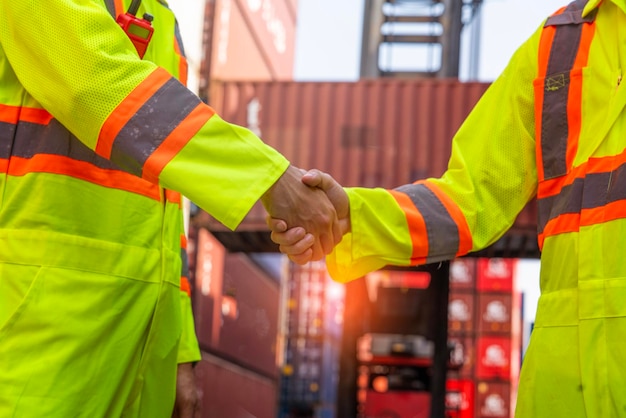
[[538, 159, 626, 242], [394, 182, 461, 262], [104, 0, 116, 17], [0, 105, 161, 200], [180, 276, 191, 296], [180, 247, 189, 281], [106, 71, 206, 179], [142, 103, 211, 183], [173, 33, 188, 87], [96, 68, 171, 159], [535, 0, 597, 247], [389, 189, 428, 265], [538, 0, 594, 180]]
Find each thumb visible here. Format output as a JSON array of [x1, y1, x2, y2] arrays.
[[302, 169, 348, 219]]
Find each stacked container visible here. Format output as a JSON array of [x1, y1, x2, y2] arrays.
[[446, 258, 522, 418], [190, 227, 282, 418], [278, 261, 344, 418]]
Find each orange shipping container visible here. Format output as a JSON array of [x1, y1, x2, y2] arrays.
[[208, 0, 296, 81]]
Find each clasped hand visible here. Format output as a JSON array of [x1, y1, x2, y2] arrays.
[[262, 166, 349, 264]]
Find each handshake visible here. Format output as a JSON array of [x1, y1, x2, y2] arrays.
[[261, 165, 350, 264]]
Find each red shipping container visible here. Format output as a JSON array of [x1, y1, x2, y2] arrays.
[[446, 379, 475, 418], [476, 336, 512, 380], [448, 291, 475, 334], [475, 381, 512, 418], [447, 336, 475, 379], [217, 252, 281, 377], [363, 390, 431, 418], [193, 228, 226, 350], [193, 230, 281, 378], [450, 258, 476, 290], [477, 293, 513, 334], [476, 258, 515, 292], [195, 353, 278, 418]]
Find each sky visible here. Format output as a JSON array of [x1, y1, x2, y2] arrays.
[[169, 0, 569, 84]]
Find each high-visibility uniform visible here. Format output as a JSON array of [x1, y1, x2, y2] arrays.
[[327, 0, 626, 416], [0, 1, 288, 417]]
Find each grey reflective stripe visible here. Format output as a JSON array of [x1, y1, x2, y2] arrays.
[[1, 118, 120, 170], [110, 78, 202, 177], [394, 183, 459, 261], [544, 0, 595, 26], [104, 0, 117, 18], [174, 20, 186, 57], [0, 122, 16, 160], [180, 247, 189, 277], [540, 0, 591, 179], [537, 163, 626, 233]]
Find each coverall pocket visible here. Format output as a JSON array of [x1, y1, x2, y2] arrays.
[[0, 262, 44, 336]]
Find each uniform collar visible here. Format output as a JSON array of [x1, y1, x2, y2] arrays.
[[583, 0, 626, 16]]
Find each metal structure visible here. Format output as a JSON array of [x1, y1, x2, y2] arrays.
[[361, 0, 484, 78]]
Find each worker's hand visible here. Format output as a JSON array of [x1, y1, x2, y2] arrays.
[[172, 363, 200, 418], [267, 169, 350, 264], [261, 165, 342, 261]]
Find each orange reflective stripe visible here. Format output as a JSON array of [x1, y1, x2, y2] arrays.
[[96, 67, 171, 159], [388, 189, 428, 264], [142, 103, 214, 183], [565, 21, 595, 175], [166, 189, 182, 206], [180, 276, 191, 296], [114, 0, 124, 16], [180, 233, 187, 250], [0, 104, 20, 123], [421, 181, 472, 256], [174, 39, 188, 87], [6, 155, 160, 200], [0, 105, 53, 125], [539, 212, 580, 248]]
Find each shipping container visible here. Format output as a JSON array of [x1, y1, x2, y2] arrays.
[[477, 293, 513, 334], [192, 227, 282, 377], [193, 227, 227, 350], [206, 0, 296, 81], [278, 261, 343, 417], [195, 80, 539, 258], [475, 336, 514, 381], [447, 335, 475, 379], [476, 258, 516, 292], [450, 258, 477, 291], [448, 291, 475, 334], [195, 352, 278, 418], [446, 379, 475, 418], [475, 381, 514, 418], [217, 252, 281, 377], [363, 390, 431, 418]]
